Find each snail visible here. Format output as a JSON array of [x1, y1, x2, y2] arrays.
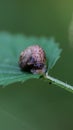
[[19, 45, 47, 74]]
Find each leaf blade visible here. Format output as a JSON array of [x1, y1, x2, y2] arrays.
[[0, 32, 62, 86]]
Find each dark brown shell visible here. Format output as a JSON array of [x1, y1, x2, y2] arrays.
[[19, 45, 47, 74]]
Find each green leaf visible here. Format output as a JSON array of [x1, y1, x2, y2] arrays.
[[0, 32, 62, 86]]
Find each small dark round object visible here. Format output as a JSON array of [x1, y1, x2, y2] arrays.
[[49, 81, 52, 85], [19, 45, 47, 74]]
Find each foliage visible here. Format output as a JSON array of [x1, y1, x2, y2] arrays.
[[0, 32, 62, 86]]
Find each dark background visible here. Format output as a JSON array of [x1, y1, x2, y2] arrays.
[[0, 0, 73, 130]]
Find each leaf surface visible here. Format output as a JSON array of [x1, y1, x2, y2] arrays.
[[0, 32, 62, 86]]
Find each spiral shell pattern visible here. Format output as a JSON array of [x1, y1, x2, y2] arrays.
[[19, 45, 47, 74]]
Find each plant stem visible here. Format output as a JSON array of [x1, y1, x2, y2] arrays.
[[45, 72, 73, 93]]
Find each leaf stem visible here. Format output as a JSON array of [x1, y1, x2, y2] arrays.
[[45, 72, 73, 93]]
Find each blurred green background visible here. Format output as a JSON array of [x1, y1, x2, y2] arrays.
[[0, 0, 73, 130]]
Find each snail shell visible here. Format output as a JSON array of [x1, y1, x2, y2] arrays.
[[19, 45, 47, 74]]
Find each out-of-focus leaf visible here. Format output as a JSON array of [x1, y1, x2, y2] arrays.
[[0, 81, 73, 130]]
